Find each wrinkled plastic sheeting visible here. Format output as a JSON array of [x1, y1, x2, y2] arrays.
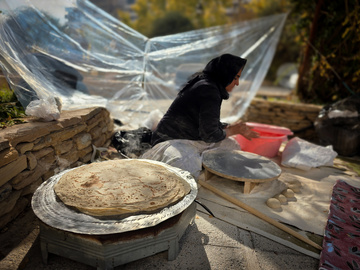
[[281, 137, 338, 171], [0, 0, 287, 125]]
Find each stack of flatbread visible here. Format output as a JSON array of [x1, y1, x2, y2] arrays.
[[54, 159, 191, 218]]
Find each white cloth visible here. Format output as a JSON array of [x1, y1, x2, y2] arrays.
[[141, 137, 240, 179]]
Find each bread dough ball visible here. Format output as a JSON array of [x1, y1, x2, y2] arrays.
[[274, 194, 287, 203], [288, 184, 301, 193], [266, 198, 281, 209], [282, 189, 295, 198], [288, 180, 301, 187]]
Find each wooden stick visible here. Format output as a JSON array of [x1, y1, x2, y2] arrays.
[[199, 180, 323, 250]]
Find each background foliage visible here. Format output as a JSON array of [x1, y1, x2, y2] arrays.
[[290, 0, 360, 104], [1, 0, 358, 124], [121, 0, 360, 105], [119, 0, 233, 37], [0, 76, 26, 128], [244, 0, 299, 85], [149, 11, 194, 37]]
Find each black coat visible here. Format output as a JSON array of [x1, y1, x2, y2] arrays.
[[151, 53, 247, 146], [151, 77, 228, 146]]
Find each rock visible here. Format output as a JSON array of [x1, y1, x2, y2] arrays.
[[0, 147, 19, 167], [73, 132, 92, 150], [10, 166, 45, 190], [0, 183, 12, 202], [0, 155, 27, 187], [16, 142, 34, 155], [3, 122, 59, 147], [54, 140, 74, 155], [0, 190, 22, 216], [0, 196, 29, 230], [32, 147, 54, 160], [59, 148, 79, 165], [26, 152, 37, 170], [49, 124, 87, 144], [0, 139, 10, 152]]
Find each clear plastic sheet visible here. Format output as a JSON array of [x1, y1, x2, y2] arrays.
[[0, 0, 287, 126]]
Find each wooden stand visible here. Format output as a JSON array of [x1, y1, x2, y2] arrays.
[[39, 202, 197, 270]]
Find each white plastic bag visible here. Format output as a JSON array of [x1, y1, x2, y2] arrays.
[[281, 137, 338, 170], [25, 97, 62, 121]]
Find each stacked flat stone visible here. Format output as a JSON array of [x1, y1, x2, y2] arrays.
[[241, 98, 322, 141], [0, 107, 114, 229]]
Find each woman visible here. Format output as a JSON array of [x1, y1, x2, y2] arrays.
[[142, 53, 258, 178]]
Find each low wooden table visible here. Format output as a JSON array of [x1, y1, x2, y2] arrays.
[[202, 150, 282, 194]]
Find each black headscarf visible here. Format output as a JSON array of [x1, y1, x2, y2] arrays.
[[179, 54, 247, 99], [203, 54, 247, 88]]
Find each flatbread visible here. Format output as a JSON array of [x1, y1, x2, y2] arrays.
[[54, 159, 191, 218]]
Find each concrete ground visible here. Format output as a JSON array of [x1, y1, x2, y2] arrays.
[[0, 203, 319, 270]]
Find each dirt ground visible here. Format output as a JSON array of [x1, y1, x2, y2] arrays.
[[0, 204, 40, 269]]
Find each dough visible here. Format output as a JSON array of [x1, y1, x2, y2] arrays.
[[266, 198, 281, 209], [282, 188, 295, 198], [274, 194, 287, 203], [288, 180, 301, 187], [288, 184, 301, 193], [54, 159, 191, 217]]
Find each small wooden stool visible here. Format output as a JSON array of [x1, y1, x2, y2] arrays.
[[202, 150, 282, 194]]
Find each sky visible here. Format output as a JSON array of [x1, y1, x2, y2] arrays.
[[0, 0, 72, 21]]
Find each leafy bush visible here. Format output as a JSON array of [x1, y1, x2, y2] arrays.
[[149, 11, 194, 38], [0, 88, 26, 128], [291, 0, 360, 104]]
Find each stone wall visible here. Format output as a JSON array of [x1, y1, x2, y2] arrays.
[[241, 98, 323, 142], [0, 107, 114, 230]]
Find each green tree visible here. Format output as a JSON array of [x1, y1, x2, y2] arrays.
[[0, 73, 25, 128], [116, 9, 132, 26], [149, 11, 194, 37], [122, 0, 234, 37], [290, 0, 360, 104], [244, 0, 299, 83], [244, 0, 289, 16]]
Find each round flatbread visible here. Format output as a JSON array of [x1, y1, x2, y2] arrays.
[[54, 159, 191, 218]]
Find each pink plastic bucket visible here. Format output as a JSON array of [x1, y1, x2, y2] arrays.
[[235, 123, 293, 158]]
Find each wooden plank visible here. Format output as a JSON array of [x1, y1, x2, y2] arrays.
[[199, 179, 323, 250], [243, 182, 257, 194]]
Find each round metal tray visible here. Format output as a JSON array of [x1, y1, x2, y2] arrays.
[[31, 159, 198, 235]]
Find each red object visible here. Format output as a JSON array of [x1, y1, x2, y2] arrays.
[[319, 180, 360, 270], [235, 122, 293, 158]]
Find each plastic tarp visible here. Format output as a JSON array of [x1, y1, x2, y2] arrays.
[[0, 0, 287, 126]]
